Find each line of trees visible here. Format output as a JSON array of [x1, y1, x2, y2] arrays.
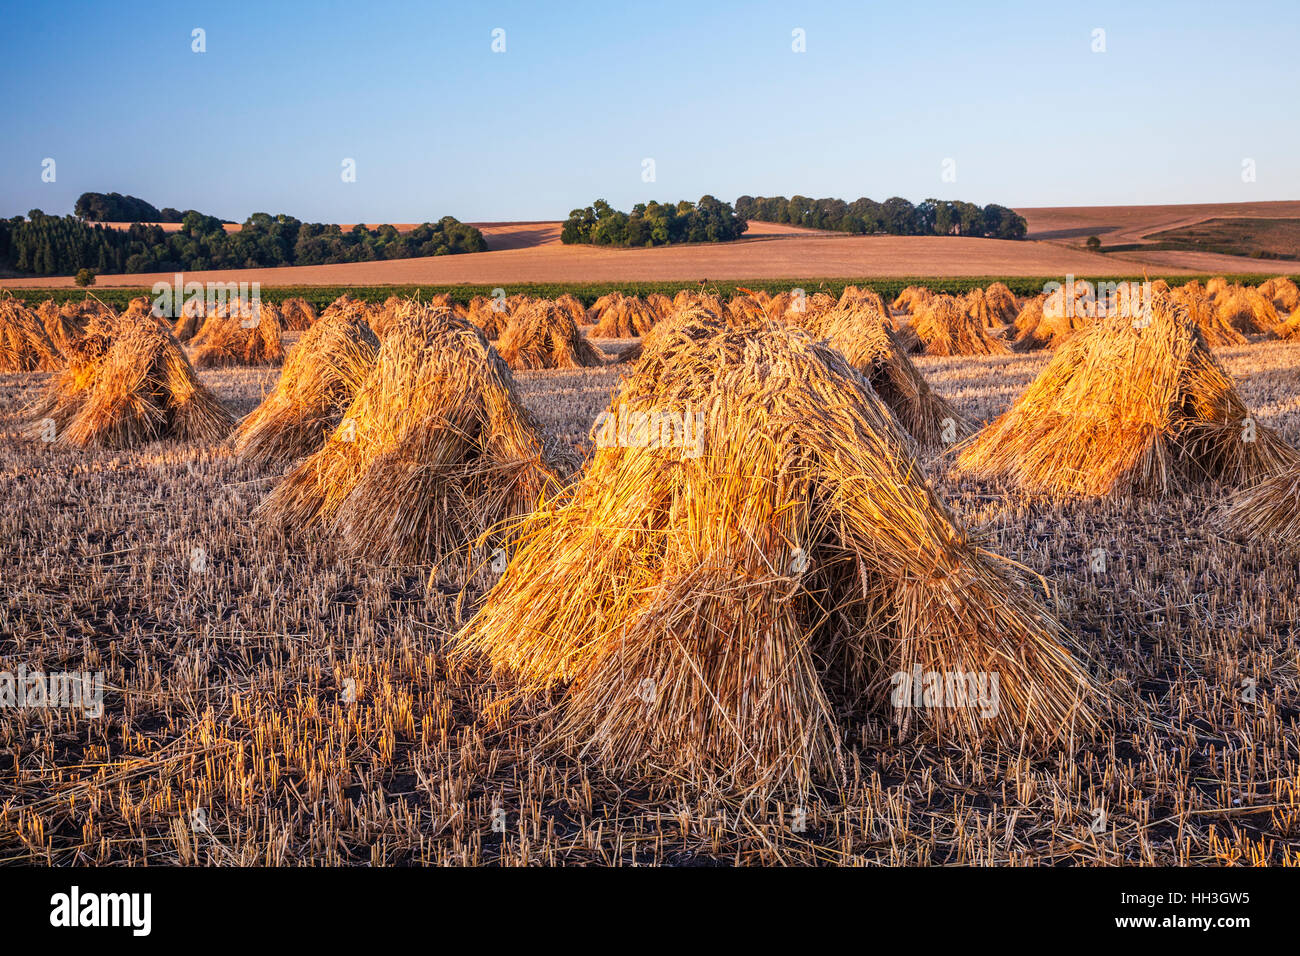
[[562, 197, 747, 246], [733, 196, 1028, 240], [0, 210, 487, 276]]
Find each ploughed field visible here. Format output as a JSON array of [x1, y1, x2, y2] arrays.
[[2, 333, 1300, 865]]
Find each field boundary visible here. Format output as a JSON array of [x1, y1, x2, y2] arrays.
[[3, 273, 1292, 310]]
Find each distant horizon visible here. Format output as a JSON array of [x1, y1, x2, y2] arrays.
[[13, 194, 1300, 227], [4, 0, 1298, 223]]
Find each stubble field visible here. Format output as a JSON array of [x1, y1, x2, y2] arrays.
[[3, 328, 1299, 866]]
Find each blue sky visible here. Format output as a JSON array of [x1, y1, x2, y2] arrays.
[[2, 0, 1296, 223]]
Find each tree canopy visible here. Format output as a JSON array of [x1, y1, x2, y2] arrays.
[[562, 196, 748, 247], [73, 192, 180, 223], [0, 210, 486, 276], [733, 195, 1027, 239]]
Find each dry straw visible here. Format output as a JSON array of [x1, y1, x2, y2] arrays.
[[189, 303, 284, 368], [762, 290, 797, 321], [276, 297, 317, 331], [1, 297, 62, 371], [36, 299, 100, 355], [553, 293, 588, 329], [669, 289, 729, 319], [26, 308, 231, 447], [1169, 284, 1246, 347], [913, 294, 1010, 355], [321, 293, 368, 320], [171, 299, 206, 341], [807, 305, 971, 449], [453, 319, 1099, 793], [584, 293, 618, 325], [1275, 311, 1300, 340], [984, 282, 1019, 324], [761, 290, 835, 325], [232, 309, 381, 468], [1215, 285, 1279, 334], [1011, 293, 1088, 351], [960, 288, 998, 329], [258, 305, 570, 563], [837, 285, 892, 322], [645, 292, 674, 319], [725, 293, 770, 325], [465, 295, 516, 339], [120, 296, 158, 322], [956, 294, 1298, 497], [590, 293, 659, 338], [891, 285, 933, 314], [497, 300, 605, 369], [1222, 463, 1300, 542], [365, 296, 404, 337], [1258, 276, 1299, 314]]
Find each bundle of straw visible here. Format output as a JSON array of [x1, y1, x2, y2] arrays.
[[232, 308, 381, 468], [590, 293, 659, 338], [1011, 294, 1088, 351], [892, 285, 933, 314], [26, 309, 232, 447], [121, 296, 157, 320], [766, 290, 836, 325], [496, 300, 605, 369], [171, 298, 207, 341], [984, 282, 1019, 324], [671, 289, 727, 319], [725, 294, 769, 324], [1169, 284, 1245, 347], [961, 288, 999, 329], [807, 305, 971, 449], [1, 298, 63, 371], [453, 320, 1099, 792], [1206, 276, 1229, 298], [1274, 311, 1300, 340], [1258, 277, 1300, 314], [838, 285, 892, 320], [956, 294, 1298, 497], [321, 293, 368, 321], [1222, 464, 1300, 542], [1215, 285, 1280, 334], [553, 293, 588, 330], [913, 295, 1010, 355], [645, 292, 674, 321], [367, 296, 405, 337], [466, 295, 515, 339], [36, 299, 98, 354], [585, 293, 618, 326], [258, 306, 569, 563], [280, 297, 319, 331], [189, 303, 284, 368]]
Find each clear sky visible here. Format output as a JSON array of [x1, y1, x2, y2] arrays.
[[2, 0, 1296, 223]]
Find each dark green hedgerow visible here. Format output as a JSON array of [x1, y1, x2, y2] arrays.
[[3, 273, 1295, 312]]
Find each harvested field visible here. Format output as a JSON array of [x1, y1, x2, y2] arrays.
[[4, 305, 1300, 864]]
